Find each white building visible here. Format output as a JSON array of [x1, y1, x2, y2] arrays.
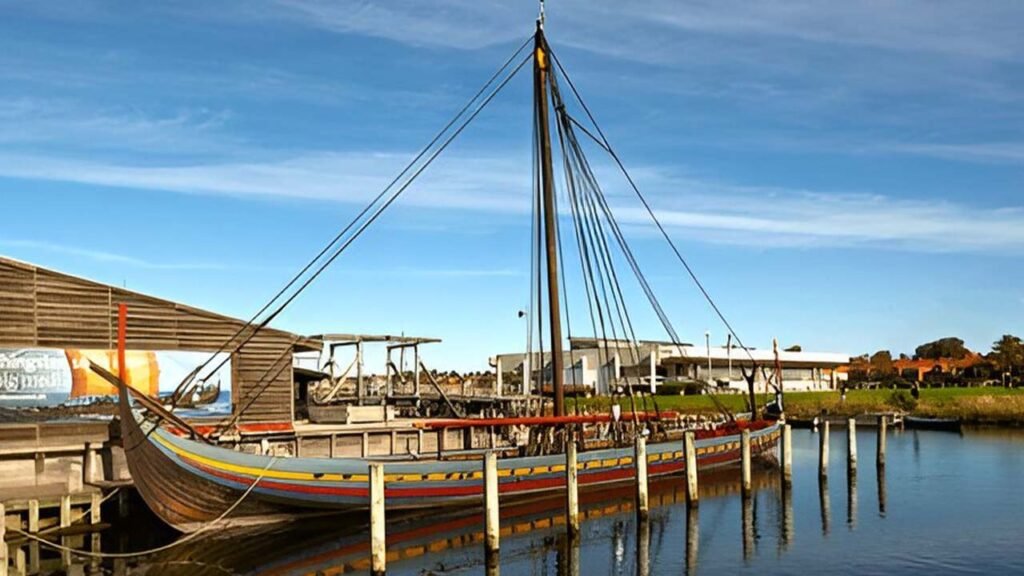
[[492, 338, 849, 396]]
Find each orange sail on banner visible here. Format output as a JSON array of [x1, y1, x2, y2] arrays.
[[65, 349, 160, 398]]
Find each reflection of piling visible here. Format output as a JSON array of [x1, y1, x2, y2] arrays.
[[685, 502, 699, 575], [369, 463, 386, 576], [484, 451, 500, 561], [780, 483, 793, 550], [877, 465, 887, 517], [781, 424, 793, 488], [847, 473, 858, 529], [819, 477, 831, 536], [847, 418, 858, 478], [635, 436, 649, 522], [741, 429, 752, 495], [566, 439, 580, 537], [877, 416, 888, 468], [637, 515, 651, 576], [741, 493, 755, 561], [684, 431, 699, 505], [819, 421, 830, 480]]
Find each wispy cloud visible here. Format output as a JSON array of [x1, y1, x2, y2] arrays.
[[262, 1, 1024, 61], [350, 266, 521, 279], [0, 98, 237, 159], [0, 239, 227, 270], [876, 141, 1024, 165], [1, 150, 1022, 254]]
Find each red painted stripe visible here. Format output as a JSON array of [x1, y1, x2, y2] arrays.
[[175, 432, 775, 502]]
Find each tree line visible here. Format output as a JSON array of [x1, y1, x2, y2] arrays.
[[850, 335, 1024, 386]]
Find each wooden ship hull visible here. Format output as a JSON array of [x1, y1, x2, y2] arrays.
[[118, 385, 779, 532]]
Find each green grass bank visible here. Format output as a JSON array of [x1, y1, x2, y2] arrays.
[[577, 387, 1024, 425]]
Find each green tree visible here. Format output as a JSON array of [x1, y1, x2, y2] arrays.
[[991, 335, 1024, 374], [869, 350, 895, 378], [914, 337, 970, 360]]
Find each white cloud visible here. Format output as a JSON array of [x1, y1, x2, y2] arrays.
[[1, 150, 1023, 254], [876, 142, 1024, 165], [264, 1, 1024, 61], [0, 239, 227, 270]]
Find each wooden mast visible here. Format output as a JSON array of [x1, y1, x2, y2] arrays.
[[534, 19, 565, 416]]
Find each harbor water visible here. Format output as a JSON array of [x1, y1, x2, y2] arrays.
[[41, 426, 1024, 575]]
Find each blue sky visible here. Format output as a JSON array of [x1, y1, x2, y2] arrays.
[[2, 1, 1023, 370]]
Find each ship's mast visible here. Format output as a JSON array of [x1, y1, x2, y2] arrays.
[[534, 19, 565, 416]]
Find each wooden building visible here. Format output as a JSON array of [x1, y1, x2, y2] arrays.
[[0, 255, 320, 429]]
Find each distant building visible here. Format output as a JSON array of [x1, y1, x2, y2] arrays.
[[492, 337, 850, 395], [893, 353, 986, 382]]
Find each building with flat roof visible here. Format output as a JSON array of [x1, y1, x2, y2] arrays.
[[492, 337, 850, 395]]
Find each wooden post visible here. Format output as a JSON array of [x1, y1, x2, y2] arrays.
[[684, 431, 699, 505], [847, 418, 858, 477], [781, 424, 793, 487], [29, 543, 39, 575], [60, 494, 71, 528], [741, 429, 752, 495], [635, 436, 649, 522], [361, 432, 370, 458], [118, 490, 129, 519], [91, 492, 102, 524], [0, 503, 7, 576], [84, 442, 100, 485], [877, 415, 887, 467], [566, 438, 580, 537], [369, 463, 386, 576], [14, 547, 25, 576], [28, 500, 39, 533], [436, 428, 446, 457], [484, 451, 500, 559], [818, 421, 830, 480]]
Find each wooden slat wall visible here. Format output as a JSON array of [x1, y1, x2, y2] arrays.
[[0, 257, 315, 425]]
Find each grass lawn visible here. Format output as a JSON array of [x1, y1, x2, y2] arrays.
[[576, 387, 1024, 423]]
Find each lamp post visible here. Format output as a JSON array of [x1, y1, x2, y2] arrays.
[[727, 333, 733, 383], [705, 330, 712, 383], [518, 310, 530, 396]]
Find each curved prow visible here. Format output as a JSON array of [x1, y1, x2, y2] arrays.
[[90, 361, 270, 531]]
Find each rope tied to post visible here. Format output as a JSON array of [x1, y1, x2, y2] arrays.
[[12, 456, 278, 560]]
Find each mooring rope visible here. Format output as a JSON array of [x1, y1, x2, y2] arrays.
[[12, 457, 278, 559], [32, 488, 122, 537]]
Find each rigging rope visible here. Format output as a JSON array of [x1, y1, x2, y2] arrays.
[[550, 50, 760, 370], [545, 49, 735, 421], [211, 50, 532, 431], [164, 35, 534, 416]]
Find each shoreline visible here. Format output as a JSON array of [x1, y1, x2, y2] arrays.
[[578, 387, 1024, 427]]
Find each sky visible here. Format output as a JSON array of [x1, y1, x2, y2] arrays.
[[2, 1, 1023, 370]]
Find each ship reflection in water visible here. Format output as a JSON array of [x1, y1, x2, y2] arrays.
[[47, 428, 1024, 574]]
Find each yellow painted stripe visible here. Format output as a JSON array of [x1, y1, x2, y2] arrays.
[[153, 432, 368, 482]]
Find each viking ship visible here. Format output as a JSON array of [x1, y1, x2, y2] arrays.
[[101, 10, 783, 533]]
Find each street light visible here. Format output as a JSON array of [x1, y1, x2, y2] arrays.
[[705, 330, 712, 383], [518, 310, 530, 396]]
